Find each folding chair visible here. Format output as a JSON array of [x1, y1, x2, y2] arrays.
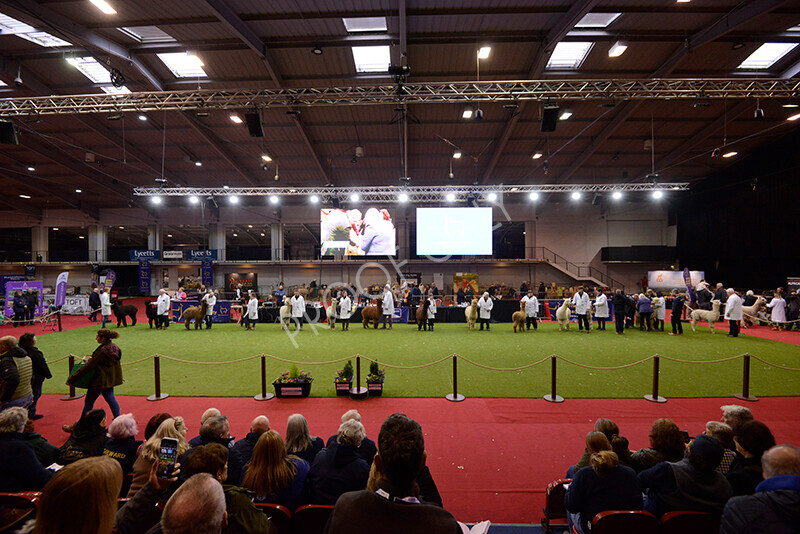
[[292, 504, 335, 534], [254, 502, 292, 534], [540, 478, 571, 533]]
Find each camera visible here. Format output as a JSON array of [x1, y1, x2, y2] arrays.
[[14, 75, 22, 87]]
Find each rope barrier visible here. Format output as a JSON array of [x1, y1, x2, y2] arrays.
[[658, 354, 745, 365], [358, 354, 453, 370], [748, 354, 800, 372], [456, 354, 551, 372], [555, 354, 654, 370]]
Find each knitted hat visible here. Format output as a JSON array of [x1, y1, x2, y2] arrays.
[[691, 434, 724, 467]]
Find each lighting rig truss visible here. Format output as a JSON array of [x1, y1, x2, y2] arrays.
[[134, 183, 689, 203], [1, 78, 798, 116]]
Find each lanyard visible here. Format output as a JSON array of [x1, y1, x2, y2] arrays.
[[376, 488, 420, 504]]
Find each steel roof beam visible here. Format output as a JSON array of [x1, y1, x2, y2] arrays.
[[181, 113, 258, 187]]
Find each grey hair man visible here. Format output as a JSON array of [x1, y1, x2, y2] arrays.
[[161, 473, 228, 534], [720, 405, 754, 432], [307, 419, 370, 505], [327, 409, 378, 466]]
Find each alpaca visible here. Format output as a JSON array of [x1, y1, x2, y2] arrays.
[[182, 300, 208, 330], [512, 301, 526, 333], [556, 300, 571, 331], [326, 298, 338, 329], [279, 302, 291, 330], [464, 298, 478, 330], [144, 301, 158, 328], [742, 296, 766, 328], [416, 299, 431, 331], [110, 299, 137, 327], [361, 298, 382, 329], [690, 299, 722, 333]]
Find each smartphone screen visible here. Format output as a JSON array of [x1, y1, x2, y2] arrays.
[[157, 437, 179, 478]]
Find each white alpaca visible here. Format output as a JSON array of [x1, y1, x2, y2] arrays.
[[326, 298, 338, 329], [690, 299, 722, 333], [465, 298, 478, 330], [556, 300, 571, 331], [279, 302, 291, 330], [742, 296, 766, 328]]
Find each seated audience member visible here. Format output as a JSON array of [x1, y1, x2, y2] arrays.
[[241, 429, 310, 510], [285, 413, 324, 465], [565, 448, 643, 534], [184, 415, 243, 485], [639, 434, 733, 516], [26, 456, 122, 534], [232, 415, 269, 466], [185, 443, 273, 533], [309, 419, 370, 504], [161, 474, 228, 534], [721, 444, 800, 534], [0, 406, 53, 491], [366, 460, 445, 508], [721, 404, 754, 433], [58, 408, 108, 465], [23, 417, 60, 466], [629, 418, 687, 472], [704, 421, 737, 474], [727, 420, 776, 496], [104, 413, 143, 475], [188, 407, 222, 447], [326, 409, 377, 466], [114, 454, 181, 534], [569, 418, 630, 476], [326, 413, 459, 534], [129, 417, 189, 497], [144, 412, 173, 441]]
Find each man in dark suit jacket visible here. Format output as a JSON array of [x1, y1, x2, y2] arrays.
[[232, 415, 269, 466]]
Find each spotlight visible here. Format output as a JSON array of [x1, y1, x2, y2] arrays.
[[350, 193, 359, 202], [487, 192, 497, 201], [529, 192, 539, 201], [229, 195, 239, 204], [223, 185, 230, 189], [453, 151, 462, 159], [559, 110, 573, 120], [75, 189, 82, 193], [398, 193, 409, 203], [781, 102, 799, 108], [532, 152, 543, 160], [19, 194, 31, 199], [608, 40, 628, 57], [722, 151, 738, 158], [310, 195, 319, 204], [446, 192, 456, 202], [138, 114, 147, 121], [194, 161, 202, 167], [189, 195, 199, 204], [269, 195, 279, 204], [477, 46, 491, 59], [787, 112, 800, 121], [312, 46, 323, 55], [612, 191, 623, 200], [27, 166, 35, 172], [448, 172, 454, 180], [462, 107, 473, 119], [652, 190, 663, 199], [152, 196, 162, 204], [261, 154, 272, 162], [229, 114, 243, 124], [474, 109, 484, 121], [571, 192, 582, 201]]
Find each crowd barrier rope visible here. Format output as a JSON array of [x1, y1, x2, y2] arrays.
[[50, 351, 798, 404]]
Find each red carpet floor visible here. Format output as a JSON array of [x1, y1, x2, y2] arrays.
[[31, 394, 800, 524]]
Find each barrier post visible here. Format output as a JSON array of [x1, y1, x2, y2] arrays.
[[146, 355, 169, 401], [644, 355, 667, 403], [254, 355, 274, 401], [445, 354, 465, 402], [349, 354, 368, 400], [57, 310, 62, 332], [543, 354, 564, 403], [734, 353, 759, 402], [60, 355, 84, 401]]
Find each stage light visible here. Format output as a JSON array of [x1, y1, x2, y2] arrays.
[[529, 192, 539, 201], [612, 191, 623, 200], [532, 152, 543, 159], [652, 190, 663, 199], [152, 196, 162, 204], [477, 46, 491, 59], [230, 114, 243, 124], [138, 114, 147, 121], [571, 191, 582, 200], [787, 113, 800, 121], [269, 195, 279, 204], [223, 185, 230, 189], [487, 192, 497, 201], [559, 110, 573, 120], [462, 107, 473, 119], [722, 151, 738, 158], [229, 195, 239, 204], [189, 195, 199, 204], [52, 227, 59, 231], [261, 154, 272, 162], [27, 166, 35, 172], [194, 161, 202, 167], [608, 40, 628, 57], [19, 194, 31, 199], [446, 192, 456, 202], [350, 193, 359, 202], [75, 189, 82, 193], [453, 151, 462, 159], [310, 195, 319, 204], [398, 192, 409, 202]]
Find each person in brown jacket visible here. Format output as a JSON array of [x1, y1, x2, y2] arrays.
[[65, 329, 123, 431]]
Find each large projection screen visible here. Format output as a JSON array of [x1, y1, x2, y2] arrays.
[[320, 208, 396, 256], [416, 207, 492, 255]]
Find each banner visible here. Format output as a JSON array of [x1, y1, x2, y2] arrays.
[[647, 270, 705, 289], [62, 295, 90, 315], [454, 272, 479, 293], [201, 260, 213, 287], [683, 268, 694, 302], [171, 300, 231, 323], [225, 272, 258, 293], [4, 281, 44, 317], [162, 250, 183, 260], [139, 261, 151, 294], [0, 275, 24, 295], [54, 271, 69, 306], [129, 249, 161, 261], [103, 270, 117, 289], [188, 249, 218, 261], [787, 277, 800, 293], [25, 265, 36, 280]]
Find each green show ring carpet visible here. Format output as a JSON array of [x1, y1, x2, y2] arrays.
[[37, 322, 800, 399]]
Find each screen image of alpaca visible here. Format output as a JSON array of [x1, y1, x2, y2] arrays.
[[416, 207, 492, 255]]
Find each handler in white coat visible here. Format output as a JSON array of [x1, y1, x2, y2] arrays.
[[338, 293, 352, 331], [478, 292, 493, 331], [201, 289, 216, 329], [652, 292, 666, 331], [594, 291, 609, 331], [290, 290, 305, 331], [520, 290, 539, 331], [100, 288, 112, 329], [571, 287, 591, 332], [724, 288, 743, 337], [156, 289, 171, 330], [245, 291, 259, 330], [426, 296, 437, 331], [381, 284, 395, 329], [767, 293, 786, 329]]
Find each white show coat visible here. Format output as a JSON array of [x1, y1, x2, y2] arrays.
[[767, 297, 786, 323], [478, 296, 493, 319], [202, 293, 216, 316], [572, 292, 590, 315], [427, 298, 437, 319], [156, 293, 171, 315], [247, 296, 259, 319], [100, 292, 111, 315], [382, 291, 395, 315], [724, 293, 743, 321], [290, 295, 305, 317], [594, 293, 609, 319], [652, 296, 666, 321], [339, 296, 352, 319], [521, 295, 539, 317]]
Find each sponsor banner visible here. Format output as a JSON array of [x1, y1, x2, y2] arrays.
[[139, 261, 151, 294], [788, 277, 800, 293], [648, 270, 705, 289], [62, 295, 91, 315], [25, 265, 36, 280], [54, 271, 69, 306], [129, 249, 161, 261], [0, 275, 25, 294], [103, 270, 116, 289], [225, 272, 258, 293], [201, 260, 213, 287], [171, 300, 231, 323], [188, 249, 218, 261], [393, 306, 410, 323], [4, 281, 44, 317], [162, 250, 183, 260]]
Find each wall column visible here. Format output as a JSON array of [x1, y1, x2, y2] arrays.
[[524, 221, 536, 259], [208, 223, 226, 262], [87, 225, 107, 262], [271, 223, 284, 261], [147, 224, 162, 251], [32, 226, 48, 262]]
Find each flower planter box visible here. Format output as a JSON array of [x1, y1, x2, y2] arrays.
[[367, 382, 384, 397], [334, 379, 353, 397], [272, 381, 312, 398]]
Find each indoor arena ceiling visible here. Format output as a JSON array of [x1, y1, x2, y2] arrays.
[[1, 0, 800, 216]]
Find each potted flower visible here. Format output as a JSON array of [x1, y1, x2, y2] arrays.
[[272, 364, 313, 398], [366, 360, 385, 397], [334, 360, 354, 397]]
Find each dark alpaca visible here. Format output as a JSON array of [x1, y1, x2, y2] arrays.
[[183, 300, 208, 330], [416, 299, 431, 331], [145, 301, 158, 328], [111, 299, 138, 327], [361, 298, 382, 329]]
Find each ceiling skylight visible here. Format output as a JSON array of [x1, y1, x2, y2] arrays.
[[737, 43, 799, 69], [0, 13, 72, 47], [575, 13, 621, 28], [0, 80, 6, 87], [546, 42, 594, 69], [352, 46, 391, 73], [118, 26, 176, 43], [67, 56, 111, 83], [101, 85, 131, 95], [343, 17, 388, 33], [157, 52, 207, 78]]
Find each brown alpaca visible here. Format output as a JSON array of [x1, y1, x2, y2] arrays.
[[361, 298, 382, 329], [416, 299, 431, 331], [512, 301, 526, 333], [183, 300, 208, 330]]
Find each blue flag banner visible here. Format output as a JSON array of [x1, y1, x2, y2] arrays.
[[201, 260, 213, 287], [55, 271, 69, 306], [139, 261, 151, 294], [103, 270, 116, 289], [683, 267, 694, 302]]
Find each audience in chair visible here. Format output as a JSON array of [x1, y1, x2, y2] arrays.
[[568, 418, 630, 477], [184, 415, 244, 485], [103, 413, 143, 475], [285, 413, 324, 465], [241, 429, 310, 510], [232, 415, 270, 466], [727, 420, 776, 496], [0, 406, 53, 492], [704, 421, 737, 474], [58, 408, 108, 465], [629, 418, 687, 473], [326, 409, 378, 466], [309, 418, 370, 504], [129, 417, 189, 497]]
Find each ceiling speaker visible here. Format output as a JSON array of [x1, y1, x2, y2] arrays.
[[244, 112, 264, 138], [540, 105, 559, 133]]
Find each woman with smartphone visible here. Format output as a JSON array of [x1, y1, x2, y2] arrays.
[[66, 329, 123, 428], [128, 417, 189, 498]]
